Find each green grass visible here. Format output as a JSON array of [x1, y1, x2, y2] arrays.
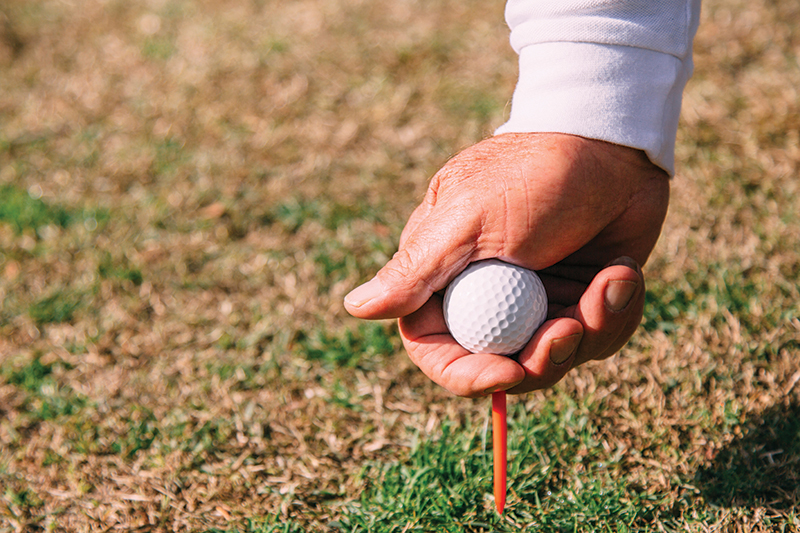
[[27, 290, 83, 325], [296, 322, 397, 370], [238, 518, 308, 533], [6, 356, 57, 392], [0, 183, 109, 243], [0, 184, 72, 234], [333, 398, 679, 533], [97, 252, 144, 285], [2, 356, 88, 424], [109, 408, 160, 458], [327, 395, 800, 532]]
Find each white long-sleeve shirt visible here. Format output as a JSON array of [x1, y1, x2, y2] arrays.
[[495, 0, 702, 175]]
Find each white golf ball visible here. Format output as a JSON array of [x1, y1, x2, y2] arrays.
[[443, 259, 547, 355]]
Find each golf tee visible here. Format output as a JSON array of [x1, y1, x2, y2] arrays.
[[492, 391, 507, 515]]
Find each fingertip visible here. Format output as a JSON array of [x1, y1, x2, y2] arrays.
[[469, 365, 526, 399], [482, 359, 527, 395], [605, 255, 641, 273], [567, 259, 647, 367], [508, 317, 583, 393], [581, 260, 644, 318], [604, 279, 638, 312], [439, 353, 527, 398], [343, 269, 436, 320], [599, 261, 642, 288], [548, 332, 582, 365], [344, 278, 384, 315], [483, 379, 524, 396]]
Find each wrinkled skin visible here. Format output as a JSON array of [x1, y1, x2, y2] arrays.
[[345, 132, 670, 398]]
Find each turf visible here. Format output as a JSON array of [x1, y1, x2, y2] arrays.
[[1, 0, 799, 531]]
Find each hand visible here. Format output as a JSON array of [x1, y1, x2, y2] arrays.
[[344, 132, 669, 397]]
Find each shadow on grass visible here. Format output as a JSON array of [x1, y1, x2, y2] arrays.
[[696, 400, 800, 509]]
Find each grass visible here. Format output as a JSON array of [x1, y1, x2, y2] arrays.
[[297, 322, 397, 370], [1, 0, 799, 531], [339, 399, 642, 533], [0, 184, 72, 234]]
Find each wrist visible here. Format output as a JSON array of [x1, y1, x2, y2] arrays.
[[495, 42, 694, 176]]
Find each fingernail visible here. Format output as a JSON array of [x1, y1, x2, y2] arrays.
[[605, 280, 638, 312], [608, 256, 639, 271], [344, 278, 383, 308], [549, 334, 581, 365], [483, 383, 519, 395]]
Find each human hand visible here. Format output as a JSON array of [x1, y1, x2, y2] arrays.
[[344, 132, 669, 397]]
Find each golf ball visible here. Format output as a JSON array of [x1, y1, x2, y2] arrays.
[[443, 259, 547, 355]]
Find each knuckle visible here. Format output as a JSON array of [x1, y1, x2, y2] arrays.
[[379, 249, 419, 290], [380, 247, 435, 295]]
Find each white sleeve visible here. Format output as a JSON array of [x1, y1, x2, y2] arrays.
[[495, 0, 702, 175]]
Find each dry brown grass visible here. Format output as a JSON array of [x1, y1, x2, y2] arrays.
[[0, 0, 798, 531]]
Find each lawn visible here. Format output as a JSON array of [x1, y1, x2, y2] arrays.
[[1, 0, 799, 531]]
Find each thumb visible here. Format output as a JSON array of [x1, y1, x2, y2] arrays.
[[344, 206, 480, 320]]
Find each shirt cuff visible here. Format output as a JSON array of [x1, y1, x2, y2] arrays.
[[494, 41, 694, 176]]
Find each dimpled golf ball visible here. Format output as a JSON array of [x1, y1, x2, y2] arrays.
[[443, 259, 547, 355]]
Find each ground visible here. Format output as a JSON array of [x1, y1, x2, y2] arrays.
[[1, 0, 799, 531]]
